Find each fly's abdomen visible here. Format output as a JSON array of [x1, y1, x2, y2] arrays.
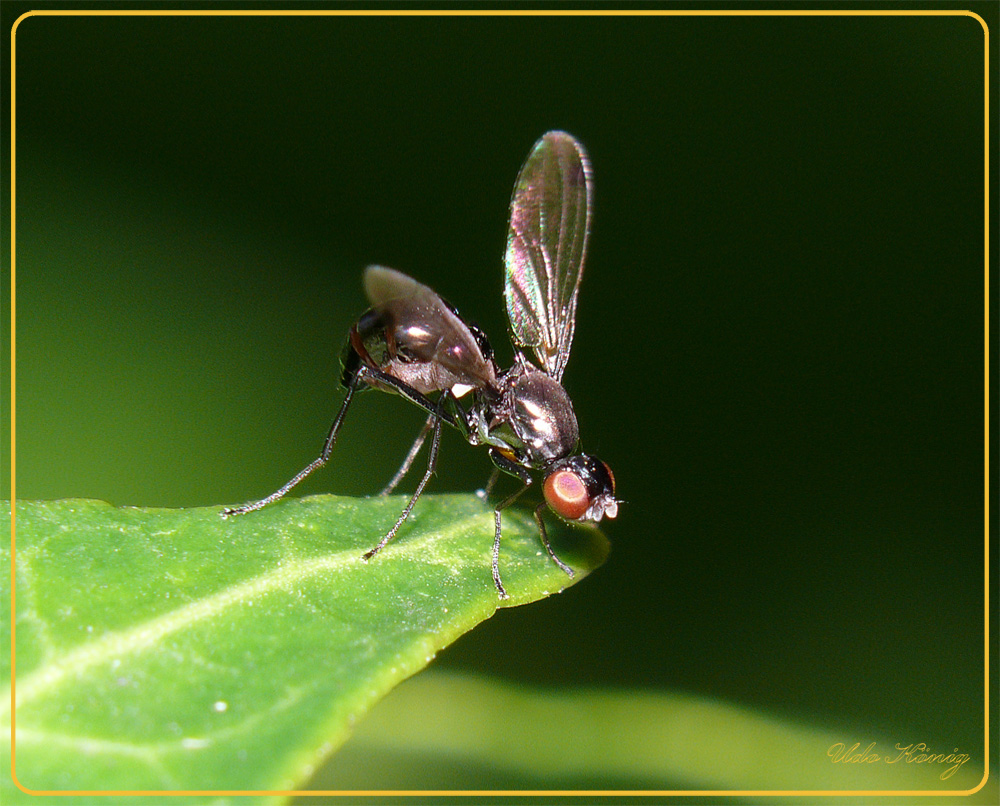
[[345, 305, 496, 397]]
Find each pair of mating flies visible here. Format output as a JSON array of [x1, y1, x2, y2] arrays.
[[223, 131, 618, 598]]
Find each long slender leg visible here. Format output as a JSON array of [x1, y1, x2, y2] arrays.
[[491, 483, 531, 600], [378, 412, 436, 496], [476, 467, 500, 502], [375, 384, 472, 497], [362, 412, 443, 561], [221, 383, 358, 518], [480, 468, 501, 499], [533, 502, 574, 578], [437, 389, 475, 441], [222, 361, 469, 521], [359, 365, 466, 431], [485, 448, 536, 599]]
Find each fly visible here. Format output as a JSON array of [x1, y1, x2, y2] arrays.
[[223, 131, 618, 598]]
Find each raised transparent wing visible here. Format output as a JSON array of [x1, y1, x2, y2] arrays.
[[503, 131, 592, 382]]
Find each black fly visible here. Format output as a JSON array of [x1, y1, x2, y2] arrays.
[[223, 132, 618, 598]]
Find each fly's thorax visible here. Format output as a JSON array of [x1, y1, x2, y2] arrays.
[[500, 368, 579, 464]]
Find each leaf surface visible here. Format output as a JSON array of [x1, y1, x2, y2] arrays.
[[0, 496, 607, 798]]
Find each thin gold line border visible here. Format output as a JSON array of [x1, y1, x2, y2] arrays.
[[7, 6, 992, 799]]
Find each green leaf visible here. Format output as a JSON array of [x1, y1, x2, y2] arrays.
[[0, 496, 608, 798], [320, 671, 993, 797]]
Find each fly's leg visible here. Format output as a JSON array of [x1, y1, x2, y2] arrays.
[[362, 411, 443, 562], [359, 366, 466, 431], [533, 502, 574, 578], [492, 483, 527, 600], [487, 448, 534, 600], [376, 386, 472, 496], [378, 412, 435, 496], [363, 388, 473, 558], [222, 360, 461, 519], [477, 468, 501, 501], [221, 383, 359, 518]]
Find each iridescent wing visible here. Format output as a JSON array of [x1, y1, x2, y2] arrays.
[[503, 131, 593, 382]]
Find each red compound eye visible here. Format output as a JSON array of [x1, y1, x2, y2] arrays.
[[544, 469, 590, 521]]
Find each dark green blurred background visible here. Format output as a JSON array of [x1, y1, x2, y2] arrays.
[[4, 6, 994, 778]]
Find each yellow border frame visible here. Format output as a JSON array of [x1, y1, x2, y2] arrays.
[[6, 7, 992, 799]]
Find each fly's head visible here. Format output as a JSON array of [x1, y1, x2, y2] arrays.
[[543, 454, 618, 524]]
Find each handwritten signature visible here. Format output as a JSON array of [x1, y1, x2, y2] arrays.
[[828, 741, 970, 780]]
